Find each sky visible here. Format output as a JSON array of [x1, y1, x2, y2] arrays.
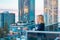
[[0, 0, 60, 22], [0, 0, 43, 14], [0, 0, 18, 10], [58, 0, 60, 22]]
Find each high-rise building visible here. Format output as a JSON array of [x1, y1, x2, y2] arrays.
[[0, 11, 15, 28], [44, 0, 58, 31], [29, 0, 35, 22], [18, 0, 35, 22]]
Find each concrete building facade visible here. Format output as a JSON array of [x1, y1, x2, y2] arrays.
[[44, 0, 58, 31]]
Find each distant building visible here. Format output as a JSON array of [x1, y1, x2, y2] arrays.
[[44, 0, 58, 31], [9, 23, 19, 32], [9, 23, 28, 32], [18, 0, 35, 22], [0, 11, 15, 28]]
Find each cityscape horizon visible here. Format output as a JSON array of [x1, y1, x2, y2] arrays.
[[0, 0, 60, 40]]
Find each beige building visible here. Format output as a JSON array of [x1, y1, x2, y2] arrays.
[[44, 0, 58, 31]]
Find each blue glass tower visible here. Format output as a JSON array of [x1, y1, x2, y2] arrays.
[[18, 0, 24, 22], [29, 0, 35, 22], [0, 11, 15, 28], [18, 0, 35, 23]]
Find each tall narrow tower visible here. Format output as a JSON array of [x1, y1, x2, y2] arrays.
[[18, 0, 35, 22], [18, 0, 24, 22], [44, 0, 58, 31]]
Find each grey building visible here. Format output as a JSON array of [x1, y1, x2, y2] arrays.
[[0, 11, 15, 28]]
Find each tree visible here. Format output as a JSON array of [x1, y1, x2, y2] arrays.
[[0, 28, 4, 38], [3, 22, 9, 37]]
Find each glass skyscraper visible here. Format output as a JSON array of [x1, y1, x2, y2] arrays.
[[0, 11, 15, 28], [18, 0, 35, 22]]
